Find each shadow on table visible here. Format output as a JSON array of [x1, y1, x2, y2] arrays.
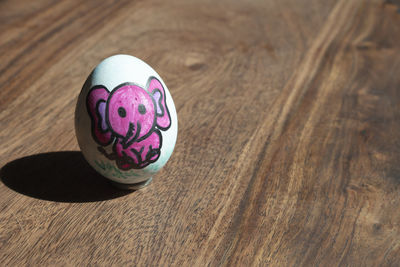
[[0, 151, 131, 203]]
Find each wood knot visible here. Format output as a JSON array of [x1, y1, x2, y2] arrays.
[[373, 223, 382, 233], [188, 63, 206, 71]]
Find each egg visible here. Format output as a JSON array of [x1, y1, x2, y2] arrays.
[[75, 55, 178, 189]]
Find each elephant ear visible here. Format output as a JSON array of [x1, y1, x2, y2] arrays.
[[86, 86, 114, 146], [147, 77, 171, 130]]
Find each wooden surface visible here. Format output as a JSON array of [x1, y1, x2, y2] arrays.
[[1, 0, 400, 265]]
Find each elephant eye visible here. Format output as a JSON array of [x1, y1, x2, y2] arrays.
[[138, 104, 146, 115], [118, 107, 126, 118]]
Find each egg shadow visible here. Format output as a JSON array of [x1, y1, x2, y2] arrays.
[[0, 151, 131, 202]]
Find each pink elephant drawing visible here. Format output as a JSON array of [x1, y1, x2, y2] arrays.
[[86, 77, 171, 170]]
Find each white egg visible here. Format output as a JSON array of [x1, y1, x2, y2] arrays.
[[75, 55, 178, 189]]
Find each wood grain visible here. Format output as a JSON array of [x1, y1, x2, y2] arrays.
[[1, 0, 400, 265]]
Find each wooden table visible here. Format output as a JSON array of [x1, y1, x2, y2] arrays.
[[1, 0, 400, 265]]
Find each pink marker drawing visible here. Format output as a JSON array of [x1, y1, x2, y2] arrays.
[[86, 77, 171, 170]]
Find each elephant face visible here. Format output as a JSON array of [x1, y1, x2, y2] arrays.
[[107, 84, 156, 146]]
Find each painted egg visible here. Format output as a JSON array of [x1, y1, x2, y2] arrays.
[[75, 55, 178, 189]]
